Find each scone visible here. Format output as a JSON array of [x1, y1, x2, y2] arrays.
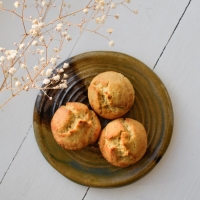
[[99, 118, 147, 167], [51, 102, 101, 150], [88, 71, 135, 119]]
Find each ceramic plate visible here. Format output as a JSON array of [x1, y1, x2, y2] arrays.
[[33, 51, 173, 188]]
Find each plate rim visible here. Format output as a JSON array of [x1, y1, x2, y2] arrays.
[[33, 51, 174, 188]]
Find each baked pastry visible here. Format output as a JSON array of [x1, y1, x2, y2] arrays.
[[51, 102, 101, 150], [99, 118, 147, 167], [88, 71, 135, 119]]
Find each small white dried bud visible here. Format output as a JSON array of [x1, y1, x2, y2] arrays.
[[63, 63, 69, 68], [53, 74, 60, 81], [59, 83, 67, 89], [95, 5, 100, 10], [65, 35, 72, 41], [55, 23, 63, 32], [19, 43, 25, 49], [61, 31, 67, 37], [29, 29, 38, 37], [111, 3, 116, 9], [63, 73, 68, 78], [24, 86, 29, 91], [59, 68, 64, 73], [5, 50, 17, 60], [43, 78, 50, 84], [38, 22, 44, 27], [53, 48, 59, 52], [34, 65, 39, 71], [50, 57, 57, 65], [108, 40, 115, 47], [32, 19, 38, 24], [0, 47, 4, 52], [9, 67, 16, 75], [49, 97, 52, 100], [42, 1, 47, 6], [39, 36, 44, 42], [95, 18, 101, 24], [125, 0, 131, 3], [101, 15, 106, 23], [46, 68, 53, 76], [83, 8, 88, 14], [107, 28, 113, 34], [40, 57, 45, 62], [0, 56, 5, 62], [20, 63, 27, 69], [15, 81, 21, 87], [32, 40, 38, 46], [31, 24, 41, 31], [7, 56, 12, 61], [39, 49, 44, 55], [14, 1, 20, 8], [99, 0, 105, 6], [57, 55, 60, 59], [133, 10, 138, 14]]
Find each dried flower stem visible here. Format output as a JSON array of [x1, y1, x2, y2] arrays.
[[0, 0, 134, 108]]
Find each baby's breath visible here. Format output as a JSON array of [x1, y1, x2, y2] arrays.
[[46, 69, 53, 76], [109, 40, 115, 46], [14, 1, 20, 8], [19, 43, 25, 49], [15, 81, 21, 87], [83, 8, 88, 14], [20, 64, 27, 69], [107, 28, 113, 34], [0, 1, 3, 9], [53, 74, 60, 81], [43, 79, 50, 85], [63, 63, 69, 68], [0, 0, 134, 108]]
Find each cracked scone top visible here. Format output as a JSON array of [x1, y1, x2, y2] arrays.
[[99, 118, 147, 167], [88, 71, 135, 119], [51, 102, 101, 150]]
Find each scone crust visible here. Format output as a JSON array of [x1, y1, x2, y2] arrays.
[[51, 102, 101, 150], [99, 118, 147, 167], [88, 71, 135, 119]]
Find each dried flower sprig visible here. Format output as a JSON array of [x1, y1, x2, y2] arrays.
[[0, 0, 134, 108]]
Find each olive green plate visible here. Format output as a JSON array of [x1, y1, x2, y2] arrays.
[[33, 51, 173, 188]]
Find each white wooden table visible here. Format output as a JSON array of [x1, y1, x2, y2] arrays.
[[1, 0, 200, 199]]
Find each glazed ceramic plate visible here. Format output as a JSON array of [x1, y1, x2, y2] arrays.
[[33, 51, 173, 188]]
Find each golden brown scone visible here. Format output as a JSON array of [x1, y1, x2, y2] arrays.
[[51, 102, 101, 150], [99, 118, 147, 167], [88, 71, 135, 119]]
